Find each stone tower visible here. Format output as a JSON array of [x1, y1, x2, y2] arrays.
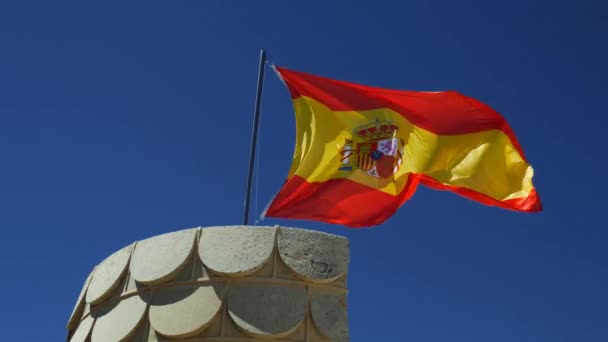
[[67, 226, 350, 341]]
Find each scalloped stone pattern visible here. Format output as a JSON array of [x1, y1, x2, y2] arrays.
[[66, 226, 350, 342]]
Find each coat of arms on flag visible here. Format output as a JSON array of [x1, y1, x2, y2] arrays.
[[339, 119, 404, 179]]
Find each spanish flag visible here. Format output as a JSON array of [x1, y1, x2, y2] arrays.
[[265, 66, 541, 227]]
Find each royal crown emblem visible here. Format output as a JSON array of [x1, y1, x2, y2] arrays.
[[339, 118, 404, 178]]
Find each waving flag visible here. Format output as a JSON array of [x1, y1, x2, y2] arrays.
[[264, 66, 541, 227]]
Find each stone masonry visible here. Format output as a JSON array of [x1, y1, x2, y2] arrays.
[[67, 226, 350, 341]]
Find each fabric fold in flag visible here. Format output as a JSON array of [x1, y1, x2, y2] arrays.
[[265, 66, 541, 227]]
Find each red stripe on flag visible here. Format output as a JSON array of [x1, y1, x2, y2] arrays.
[[265, 175, 418, 228], [265, 173, 540, 228]]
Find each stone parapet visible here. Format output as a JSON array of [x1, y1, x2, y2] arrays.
[[67, 226, 350, 342]]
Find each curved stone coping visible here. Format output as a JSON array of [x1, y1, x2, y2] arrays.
[[86, 243, 134, 305], [199, 227, 276, 277], [75, 227, 348, 296], [67, 267, 95, 330], [311, 293, 349, 342], [69, 315, 94, 342], [90, 292, 149, 342], [69, 226, 350, 341], [76, 277, 347, 325], [228, 283, 307, 338], [278, 228, 349, 283], [150, 283, 223, 338], [130, 228, 199, 285]]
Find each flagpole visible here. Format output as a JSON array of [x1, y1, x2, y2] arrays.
[[243, 49, 267, 225]]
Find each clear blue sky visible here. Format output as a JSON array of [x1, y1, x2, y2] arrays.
[[1, 1, 606, 341]]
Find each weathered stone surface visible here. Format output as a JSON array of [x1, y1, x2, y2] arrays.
[[228, 283, 307, 338], [311, 293, 349, 342], [68, 226, 350, 341], [130, 228, 198, 285], [69, 315, 94, 342], [199, 226, 275, 276], [278, 227, 349, 283], [91, 293, 148, 342], [67, 267, 95, 329], [149, 284, 223, 338], [86, 244, 133, 304]]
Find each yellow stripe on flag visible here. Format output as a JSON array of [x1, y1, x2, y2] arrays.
[[289, 96, 534, 201]]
